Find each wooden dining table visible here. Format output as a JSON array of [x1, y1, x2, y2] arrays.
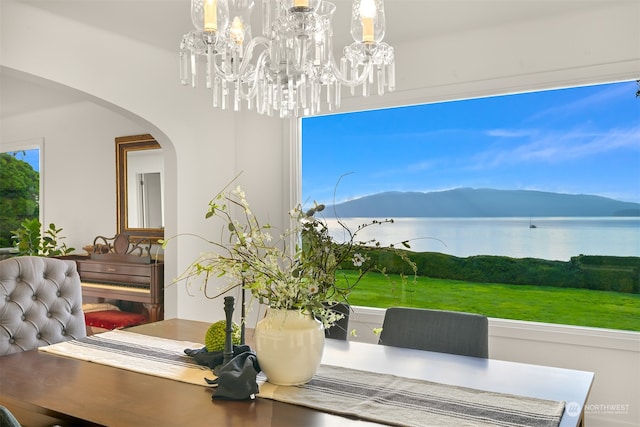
[[0, 318, 593, 427]]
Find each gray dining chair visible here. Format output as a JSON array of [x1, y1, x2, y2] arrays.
[[0, 405, 20, 427], [378, 307, 489, 358], [0, 256, 86, 356]]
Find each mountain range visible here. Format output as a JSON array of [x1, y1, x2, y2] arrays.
[[324, 188, 640, 218]]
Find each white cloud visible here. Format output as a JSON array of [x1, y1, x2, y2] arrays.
[[486, 129, 535, 138], [526, 83, 630, 122], [474, 125, 640, 169], [406, 159, 439, 172]]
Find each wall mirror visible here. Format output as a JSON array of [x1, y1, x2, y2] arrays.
[[116, 134, 164, 241]]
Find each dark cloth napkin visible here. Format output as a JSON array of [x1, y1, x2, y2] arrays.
[[185, 345, 261, 400]]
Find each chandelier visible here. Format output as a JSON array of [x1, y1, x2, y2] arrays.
[[179, 0, 395, 118]]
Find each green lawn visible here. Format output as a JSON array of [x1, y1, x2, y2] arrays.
[[340, 270, 640, 331]]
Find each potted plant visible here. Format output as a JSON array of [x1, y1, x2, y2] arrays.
[[11, 218, 74, 257], [162, 183, 416, 385]]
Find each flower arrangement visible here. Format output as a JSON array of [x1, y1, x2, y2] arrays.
[[162, 184, 416, 327]]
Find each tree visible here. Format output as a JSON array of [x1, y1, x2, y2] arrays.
[[0, 152, 40, 247]]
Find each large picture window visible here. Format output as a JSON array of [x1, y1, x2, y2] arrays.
[[301, 81, 640, 331]]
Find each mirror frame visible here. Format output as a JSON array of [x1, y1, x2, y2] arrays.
[[116, 134, 164, 241]]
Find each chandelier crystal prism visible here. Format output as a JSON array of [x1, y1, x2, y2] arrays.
[[179, 0, 395, 118]]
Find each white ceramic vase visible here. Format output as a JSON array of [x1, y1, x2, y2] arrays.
[[254, 309, 325, 386]]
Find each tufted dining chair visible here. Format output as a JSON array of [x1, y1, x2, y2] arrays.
[[378, 307, 489, 358], [0, 256, 86, 356], [0, 405, 21, 427]]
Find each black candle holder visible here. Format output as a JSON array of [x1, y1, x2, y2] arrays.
[[223, 296, 235, 366]]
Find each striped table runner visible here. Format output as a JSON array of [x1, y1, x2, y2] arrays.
[[39, 330, 213, 386], [259, 365, 565, 427]]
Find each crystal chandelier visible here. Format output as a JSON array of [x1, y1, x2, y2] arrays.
[[179, 0, 395, 118]]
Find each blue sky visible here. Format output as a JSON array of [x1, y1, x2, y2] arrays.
[[13, 150, 39, 172], [302, 80, 640, 205]]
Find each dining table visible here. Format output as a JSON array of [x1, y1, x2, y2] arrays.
[[0, 318, 593, 427]]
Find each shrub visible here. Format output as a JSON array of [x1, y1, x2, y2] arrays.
[[363, 249, 639, 294]]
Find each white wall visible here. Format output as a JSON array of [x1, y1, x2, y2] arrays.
[[0, 101, 146, 247], [341, 2, 639, 113]]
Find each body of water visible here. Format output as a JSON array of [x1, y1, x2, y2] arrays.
[[325, 217, 640, 261]]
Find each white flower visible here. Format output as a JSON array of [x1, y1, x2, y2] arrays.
[[232, 186, 245, 199], [352, 252, 366, 267]]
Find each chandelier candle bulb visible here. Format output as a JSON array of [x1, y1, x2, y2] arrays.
[[204, 0, 218, 32], [362, 19, 373, 42], [359, 0, 376, 42], [230, 17, 244, 46]]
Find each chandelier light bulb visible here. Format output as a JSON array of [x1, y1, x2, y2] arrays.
[[230, 16, 245, 45], [286, 0, 320, 12], [359, 0, 376, 43], [204, 0, 218, 32]]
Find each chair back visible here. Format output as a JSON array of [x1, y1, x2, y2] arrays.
[[0, 256, 86, 355], [0, 405, 21, 427], [378, 307, 488, 358]]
